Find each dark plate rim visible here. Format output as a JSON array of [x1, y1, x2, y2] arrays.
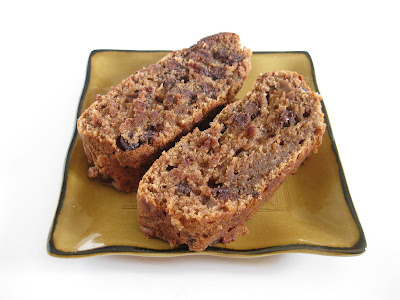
[[47, 50, 366, 257]]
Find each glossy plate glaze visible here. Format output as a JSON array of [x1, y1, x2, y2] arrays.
[[48, 51, 366, 257]]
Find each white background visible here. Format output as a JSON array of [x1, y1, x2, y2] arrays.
[[1, 0, 399, 299]]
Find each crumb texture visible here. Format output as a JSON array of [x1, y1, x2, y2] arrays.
[[137, 71, 326, 251], [77, 33, 251, 191]]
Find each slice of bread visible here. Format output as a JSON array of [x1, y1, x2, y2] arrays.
[[137, 71, 326, 251], [77, 33, 251, 191]]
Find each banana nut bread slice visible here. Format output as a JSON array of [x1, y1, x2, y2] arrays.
[[137, 71, 326, 251], [77, 33, 251, 191]]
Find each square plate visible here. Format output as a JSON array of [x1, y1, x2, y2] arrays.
[[48, 51, 366, 257]]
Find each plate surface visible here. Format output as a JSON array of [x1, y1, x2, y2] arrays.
[[48, 51, 366, 257]]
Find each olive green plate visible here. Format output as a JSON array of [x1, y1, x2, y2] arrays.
[[48, 51, 366, 257]]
